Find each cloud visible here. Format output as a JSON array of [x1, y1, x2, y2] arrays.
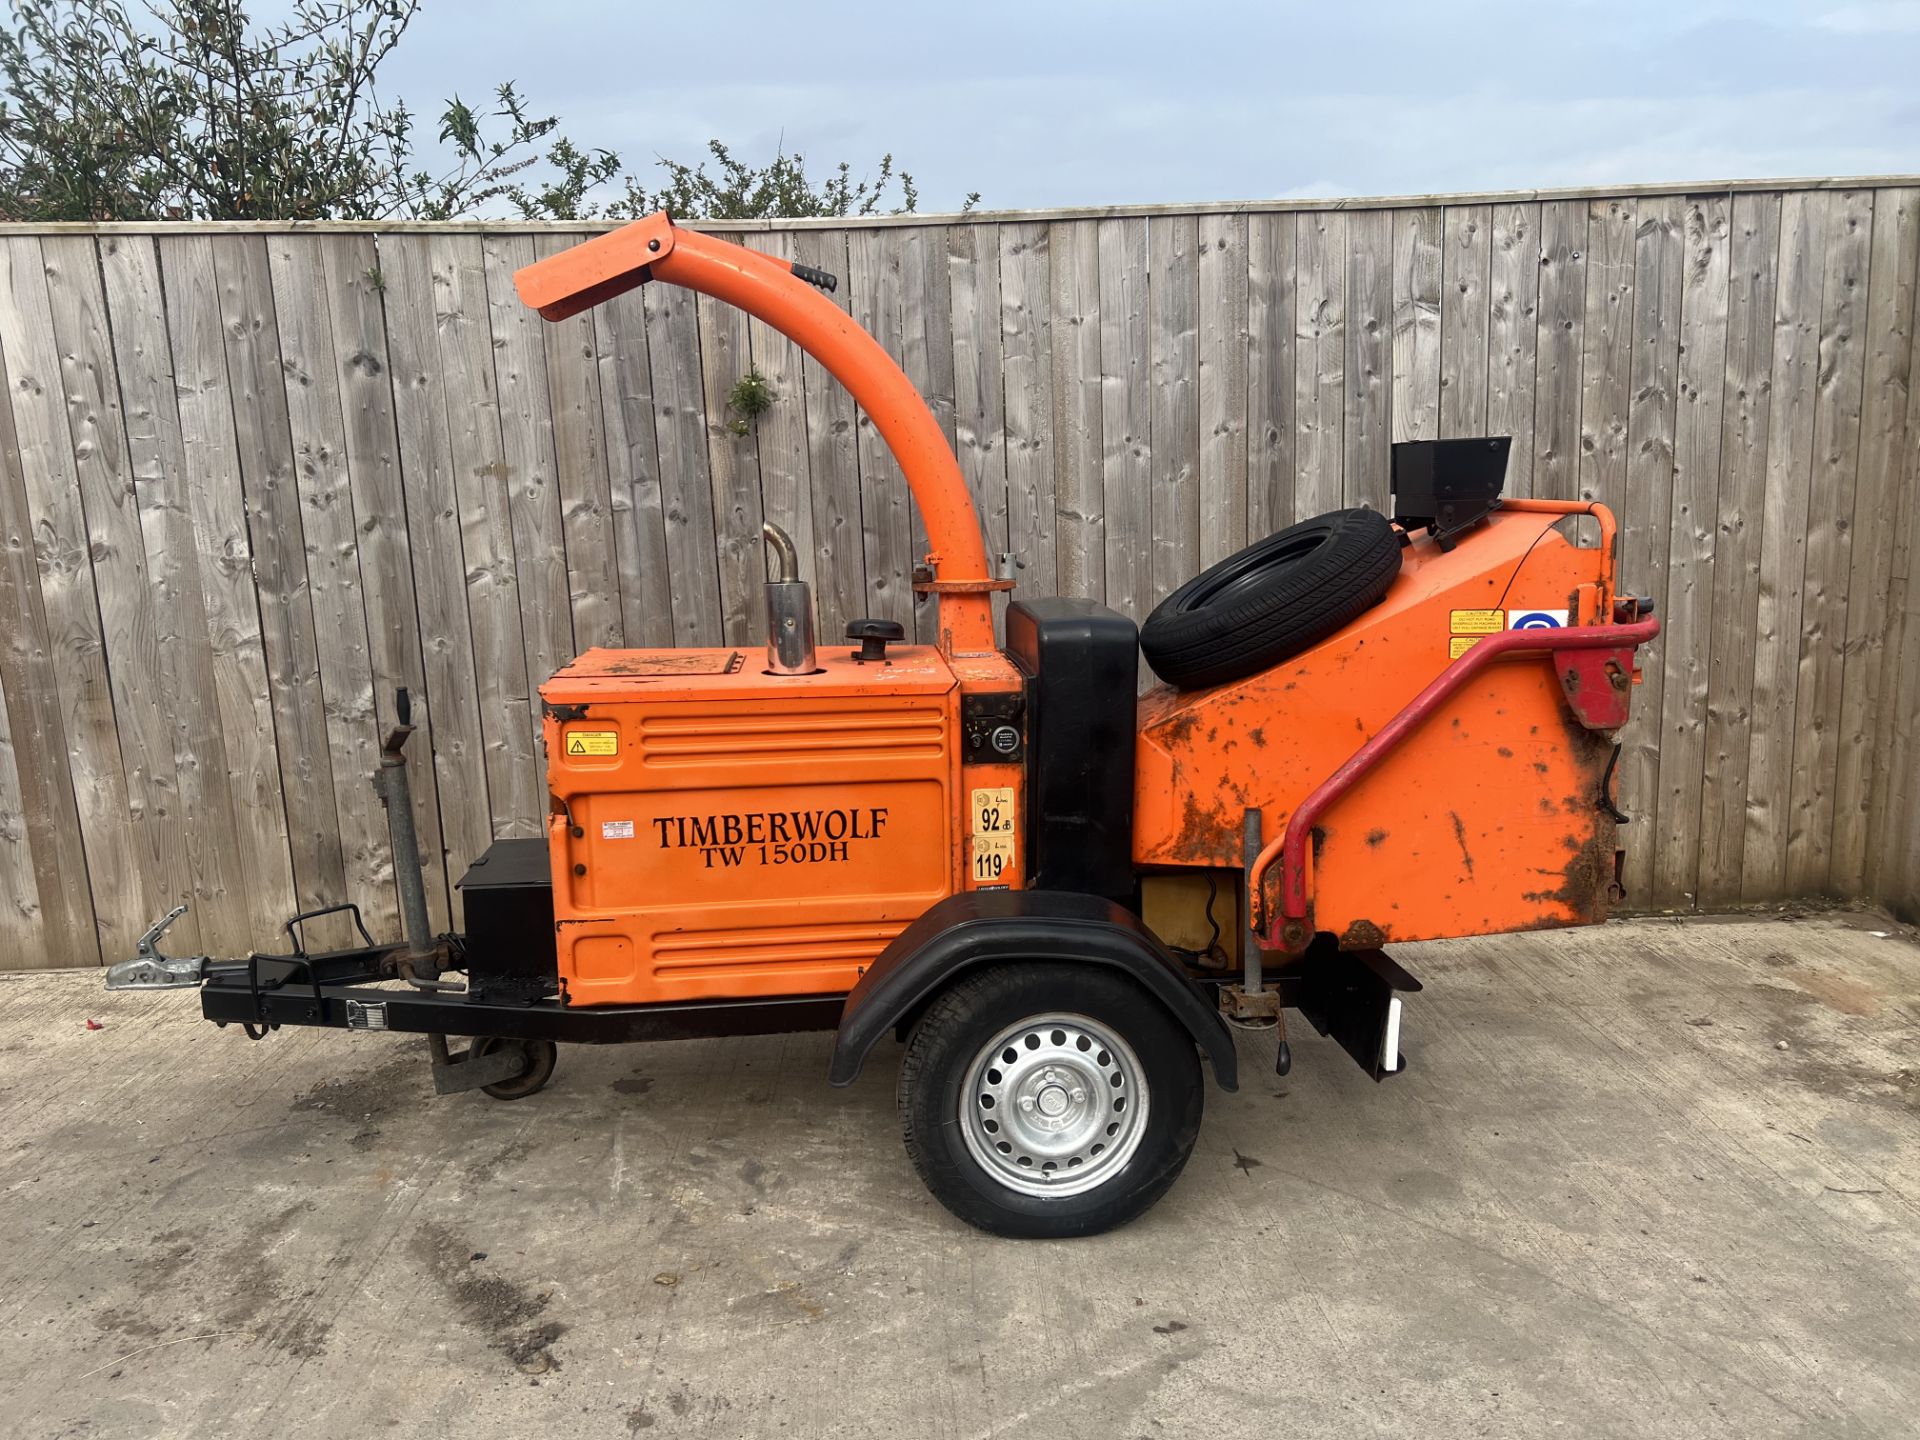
[[346, 0, 1920, 213], [1814, 3, 1920, 34]]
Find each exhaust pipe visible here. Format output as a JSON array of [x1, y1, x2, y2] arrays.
[[374, 687, 446, 984], [762, 522, 819, 675]]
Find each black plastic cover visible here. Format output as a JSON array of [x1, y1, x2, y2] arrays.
[[828, 889, 1238, 1091], [1004, 598, 1138, 900], [457, 838, 559, 1006], [1391, 435, 1511, 548], [1295, 942, 1421, 1082]]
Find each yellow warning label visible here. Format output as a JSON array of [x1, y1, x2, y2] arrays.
[[971, 786, 1016, 836], [1449, 636, 1481, 659], [1450, 608, 1505, 635], [971, 832, 1014, 884], [564, 730, 618, 757]]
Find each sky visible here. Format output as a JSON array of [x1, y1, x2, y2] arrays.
[[366, 0, 1920, 213]]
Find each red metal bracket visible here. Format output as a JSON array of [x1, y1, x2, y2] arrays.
[[1248, 615, 1661, 951]]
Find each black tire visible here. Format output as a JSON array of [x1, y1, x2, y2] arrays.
[[1140, 506, 1402, 689], [473, 1036, 557, 1100], [898, 963, 1203, 1238]]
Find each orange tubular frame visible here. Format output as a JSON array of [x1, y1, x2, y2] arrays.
[[515, 213, 999, 656]]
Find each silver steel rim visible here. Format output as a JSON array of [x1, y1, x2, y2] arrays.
[[958, 1012, 1149, 1198]]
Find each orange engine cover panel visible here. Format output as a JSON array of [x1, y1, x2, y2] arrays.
[[541, 646, 960, 1006], [1134, 512, 1626, 947]]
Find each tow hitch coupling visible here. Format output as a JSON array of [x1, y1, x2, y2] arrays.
[[104, 905, 210, 991]]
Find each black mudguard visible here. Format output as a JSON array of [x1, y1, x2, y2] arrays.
[[828, 890, 1239, 1091]]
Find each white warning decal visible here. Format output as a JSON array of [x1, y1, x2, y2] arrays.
[[601, 819, 635, 840], [1510, 609, 1570, 630]]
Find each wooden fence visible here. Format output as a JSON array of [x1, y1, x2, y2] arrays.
[[2, 177, 1918, 970]]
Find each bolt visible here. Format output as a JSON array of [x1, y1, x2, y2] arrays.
[[1071, 1089, 1086, 1103], [1019, 1096, 1035, 1112]]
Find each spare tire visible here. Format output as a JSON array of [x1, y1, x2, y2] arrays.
[[1141, 507, 1402, 689]]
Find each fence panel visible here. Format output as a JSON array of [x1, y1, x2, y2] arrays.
[[2, 179, 1918, 966]]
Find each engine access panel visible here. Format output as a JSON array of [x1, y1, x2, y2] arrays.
[[541, 645, 961, 1007]]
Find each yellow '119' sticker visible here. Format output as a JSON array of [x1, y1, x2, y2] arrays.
[[564, 730, 618, 757], [971, 833, 1014, 882]]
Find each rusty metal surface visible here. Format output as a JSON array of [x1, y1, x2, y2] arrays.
[[1135, 508, 1652, 951]]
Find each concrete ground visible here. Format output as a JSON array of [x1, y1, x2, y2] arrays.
[[1, 912, 1916, 1440]]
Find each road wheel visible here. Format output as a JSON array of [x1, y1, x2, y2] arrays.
[[472, 1036, 558, 1100], [898, 964, 1203, 1238], [1140, 506, 1402, 689]]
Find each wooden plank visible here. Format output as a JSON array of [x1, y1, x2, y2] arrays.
[[696, 290, 766, 645], [1871, 259, 1920, 908], [1487, 203, 1541, 494], [743, 230, 816, 606], [1533, 199, 1589, 499], [482, 234, 576, 739], [1438, 205, 1491, 437], [427, 232, 540, 836], [1649, 196, 1732, 908], [1098, 216, 1153, 618], [1050, 219, 1106, 595], [593, 279, 675, 648], [900, 227, 958, 459], [98, 234, 254, 953], [377, 232, 497, 914], [791, 229, 866, 640], [1696, 192, 1782, 907], [642, 280, 724, 645], [1000, 222, 1058, 600], [1784, 191, 1873, 896], [212, 234, 352, 916], [534, 231, 623, 651], [1246, 212, 1296, 539], [35, 235, 180, 956], [1577, 198, 1637, 514], [151, 234, 299, 950], [847, 229, 916, 626], [899, 225, 957, 640], [1617, 197, 1684, 904], [0, 660, 41, 961], [1294, 211, 1346, 520], [846, 229, 914, 628], [0, 300, 97, 966], [1854, 191, 1920, 900], [1148, 214, 1198, 599], [1344, 209, 1393, 510], [949, 224, 1011, 628], [266, 233, 396, 938], [318, 235, 450, 930], [1391, 205, 1443, 443], [21, 175, 1920, 237], [1741, 191, 1827, 902], [1197, 213, 1249, 566], [1832, 190, 1918, 897]]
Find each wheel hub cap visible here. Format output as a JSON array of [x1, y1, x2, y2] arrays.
[[959, 1013, 1150, 1198]]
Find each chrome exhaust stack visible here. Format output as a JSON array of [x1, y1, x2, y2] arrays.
[[762, 521, 819, 675]]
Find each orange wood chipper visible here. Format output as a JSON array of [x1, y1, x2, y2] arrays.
[[109, 213, 1660, 1237]]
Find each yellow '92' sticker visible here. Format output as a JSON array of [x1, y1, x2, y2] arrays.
[[971, 787, 1015, 835]]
